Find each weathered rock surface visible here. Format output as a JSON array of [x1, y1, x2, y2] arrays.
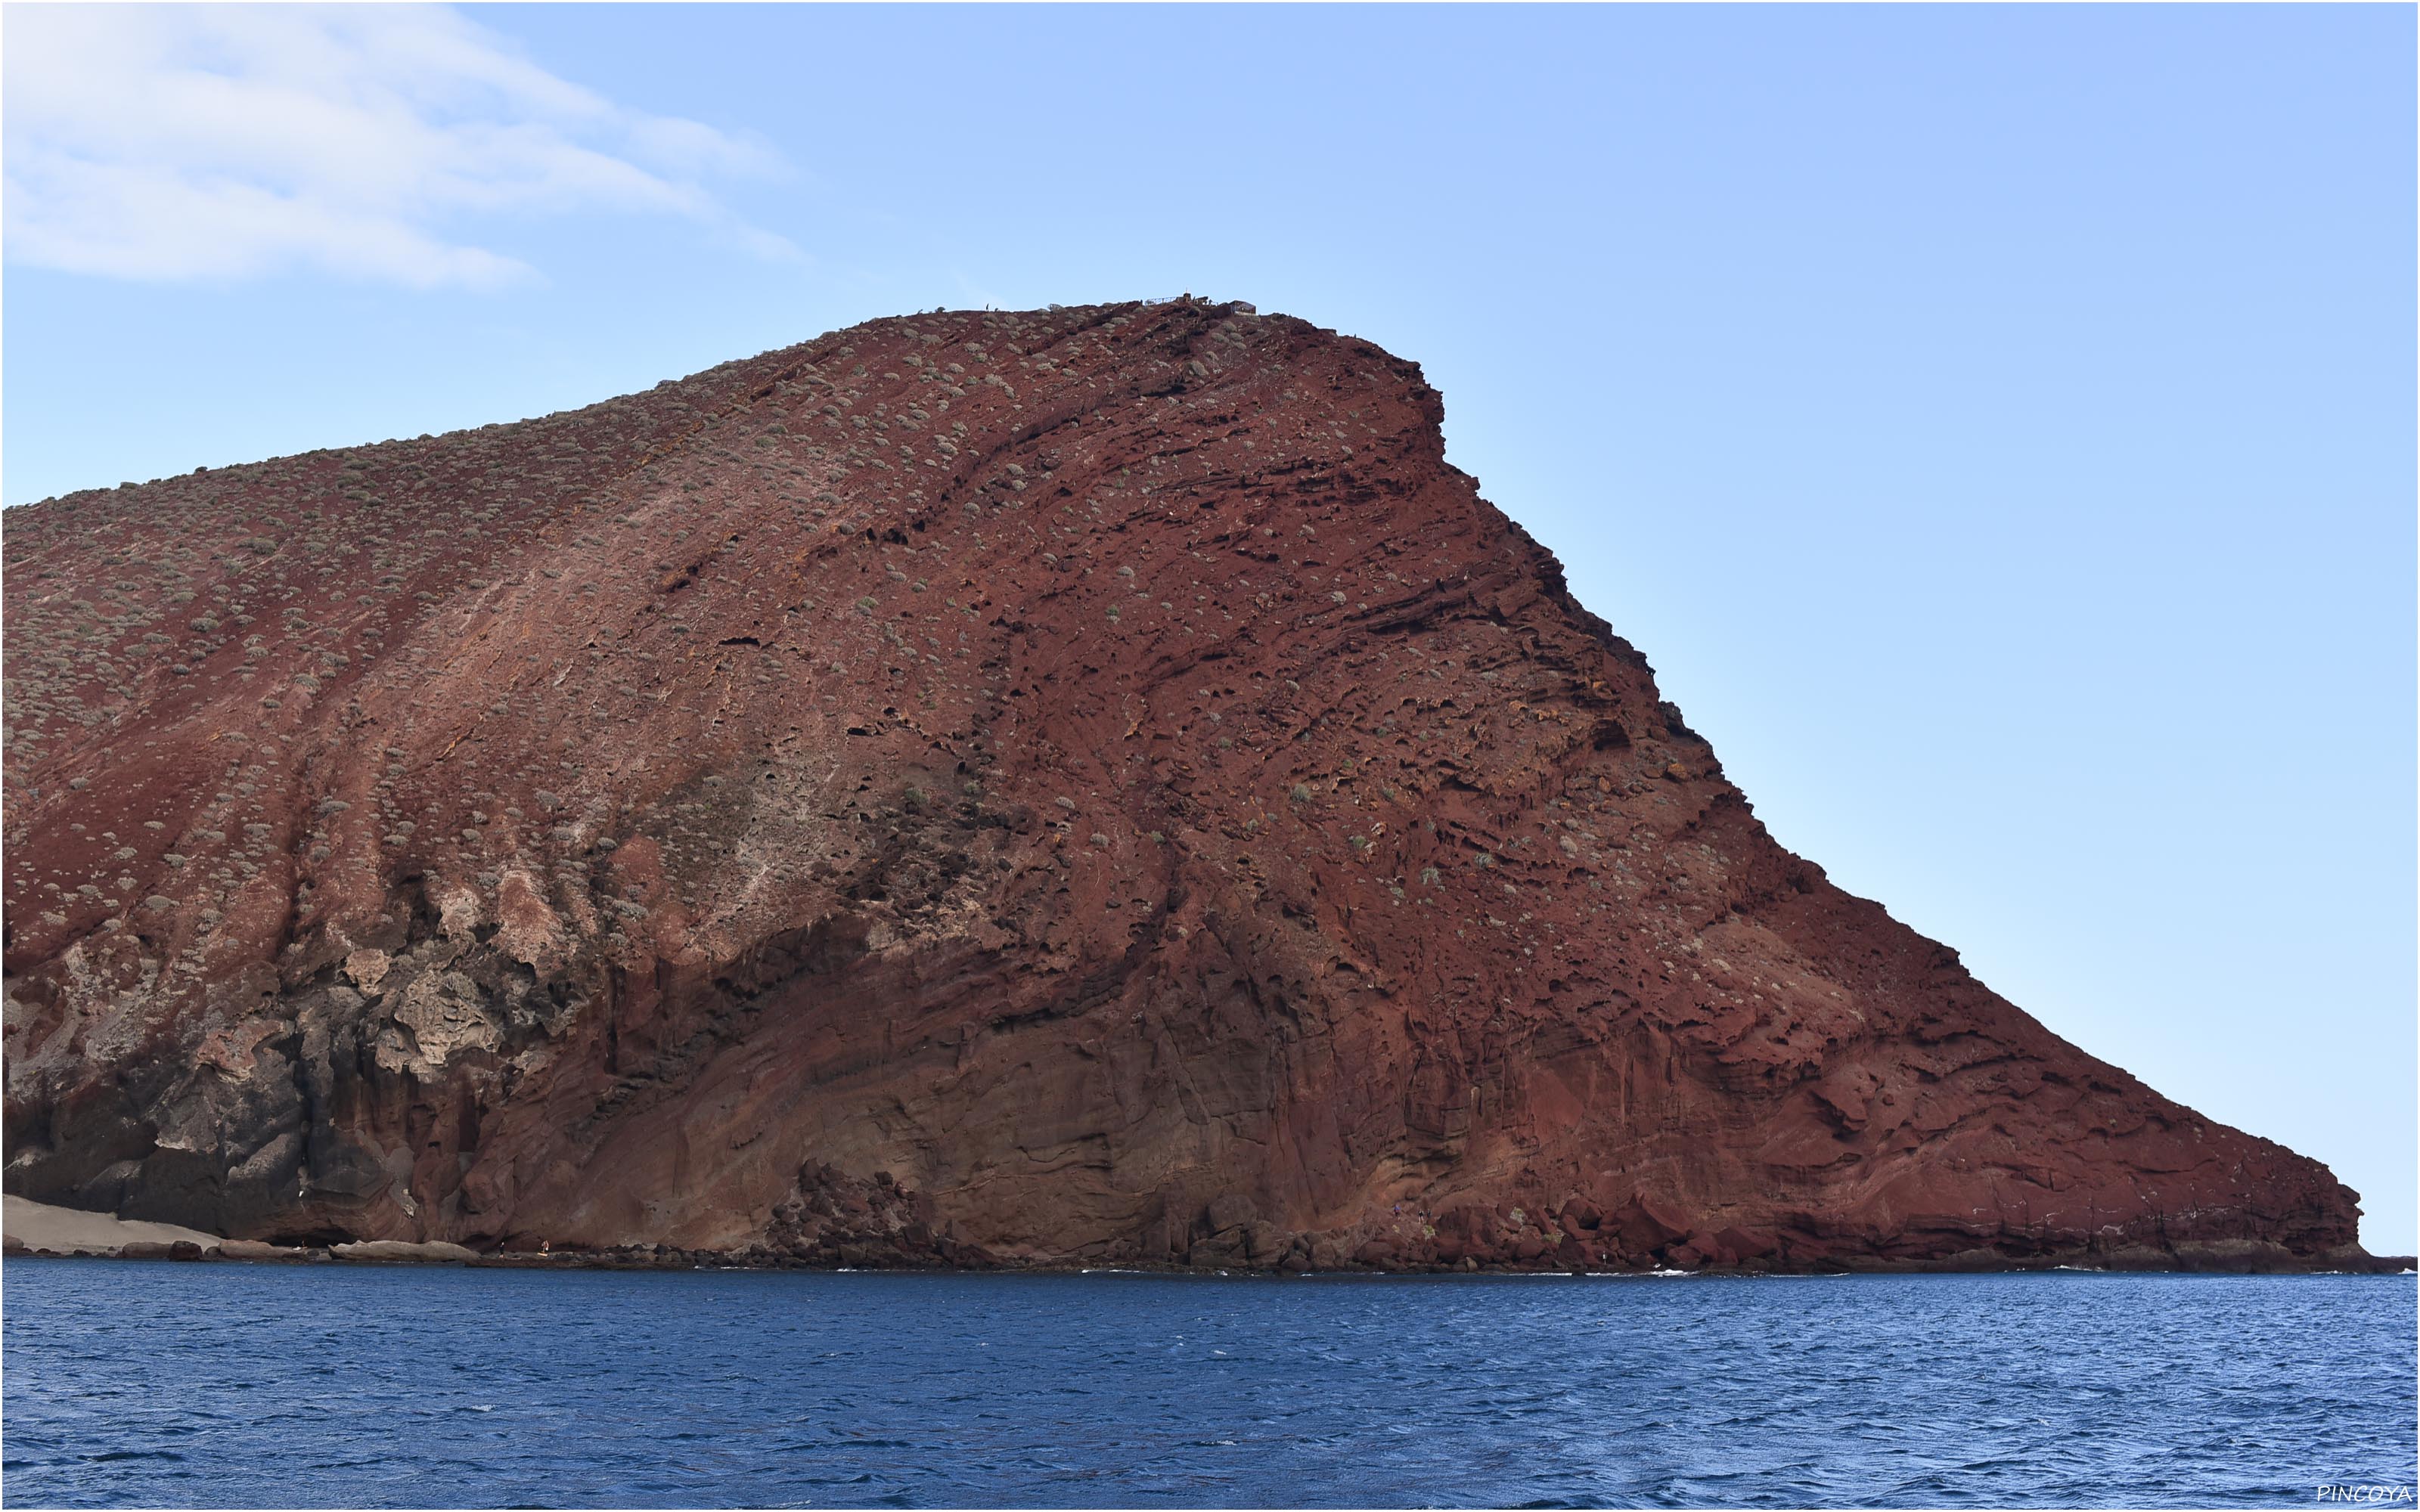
[[2, 299, 2378, 1272], [331, 1238, 476, 1264]]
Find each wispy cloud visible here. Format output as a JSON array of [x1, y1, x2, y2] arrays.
[[2, 5, 796, 289]]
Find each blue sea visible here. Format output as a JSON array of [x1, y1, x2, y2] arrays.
[[3, 1261, 2412, 1507]]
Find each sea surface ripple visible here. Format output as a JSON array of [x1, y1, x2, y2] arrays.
[[4, 1263, 2412, 1507]]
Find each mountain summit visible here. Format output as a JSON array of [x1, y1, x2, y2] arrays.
[[2, 299, 2372, 1271]]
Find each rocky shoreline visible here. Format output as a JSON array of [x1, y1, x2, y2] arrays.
[[11, 1245, 2410, 1277], [8, 1200, 2405, 1277]]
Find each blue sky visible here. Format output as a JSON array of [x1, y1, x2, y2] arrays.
[[6, 4, 2412, 1252]]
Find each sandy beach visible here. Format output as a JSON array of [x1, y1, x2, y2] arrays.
[[3, 1194, 226, 1256]]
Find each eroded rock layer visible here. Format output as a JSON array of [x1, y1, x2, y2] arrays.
[[2, 300, 2371, 1272]]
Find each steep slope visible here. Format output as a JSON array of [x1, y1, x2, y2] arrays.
[[2, 299, 2372, 1271]]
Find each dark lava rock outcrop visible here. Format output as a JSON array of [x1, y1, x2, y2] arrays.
[[2, 299, 2377, 1272]]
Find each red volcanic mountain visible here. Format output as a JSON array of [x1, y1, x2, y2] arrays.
[[1, 299, 2375, 1272]]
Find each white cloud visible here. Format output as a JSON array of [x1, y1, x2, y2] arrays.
[[2, 4, 796, 289]]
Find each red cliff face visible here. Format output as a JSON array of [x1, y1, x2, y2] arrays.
[[2, 299, 2372, 1272]]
